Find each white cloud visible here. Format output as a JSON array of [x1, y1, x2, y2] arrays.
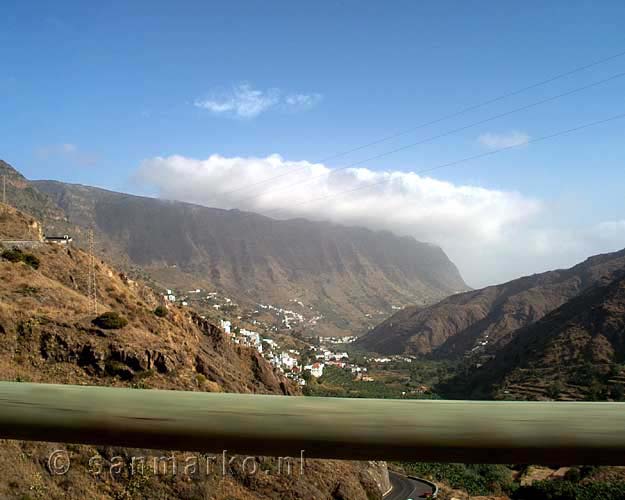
[[595, 220, 625, 240], [284, 93, 323, 110], [194, 83, 279, 118], [36, 143, 98, 166], [135, 155, 625, 287], [478, 131, 530, 149], [136, 154, 566, 286], [194, 84, 322, 118]]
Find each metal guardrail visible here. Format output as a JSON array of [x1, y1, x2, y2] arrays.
[[2, 382, 625, 464]]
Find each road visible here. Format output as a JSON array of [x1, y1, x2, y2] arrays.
[[386, 471, 434, 499]]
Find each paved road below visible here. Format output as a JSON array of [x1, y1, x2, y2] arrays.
[[386, 471, 434, 499]]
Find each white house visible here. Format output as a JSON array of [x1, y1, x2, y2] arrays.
[[310, 362, 324, 378], [280, 352, 297, 370], [220, 320, 232, 335]]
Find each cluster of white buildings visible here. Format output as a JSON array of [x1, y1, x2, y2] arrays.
[[164, 288, 240, 312], [370, 355, 415, 364], [227, 327, 266, 354], [304, 347, 368, 379], [267, 350, 306, 386], [220, 320, 266, 354], [163, 287, 374, 386], [257, 303, 307, 329], [256, 301, 325, 329], [165, 286, 328, 338], [373, 357, 393, 363], [303, 362, 324, 378], [218, 319, 368, 386], [320, 335, 358, 344], [315, 349, 349, 364], [220, 319, 231, 335], [219, 322, 307, 386]]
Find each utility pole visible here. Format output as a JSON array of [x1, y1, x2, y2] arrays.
[[87, 229, 99, 315]]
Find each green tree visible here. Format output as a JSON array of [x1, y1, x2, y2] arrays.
[[22, 253, 40, 269], [154, 305, 168, 318]]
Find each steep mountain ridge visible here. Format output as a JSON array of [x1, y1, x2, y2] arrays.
[[357, 248, 625, 357], [29, 175, 466, 335], [453, 270, 625, 400]]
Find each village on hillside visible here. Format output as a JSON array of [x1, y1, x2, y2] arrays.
[[160, 286, 426, 391]]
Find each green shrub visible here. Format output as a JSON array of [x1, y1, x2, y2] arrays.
[[154, 305, 168, 318], [565, 467, 581, 483], [546, 381, 564, 399], [1, 248, 40, 269], [23, 254, 40, 269], [92, 311, 129, 329], [2, 248, 24, 263], [104, 359, 134, 380]]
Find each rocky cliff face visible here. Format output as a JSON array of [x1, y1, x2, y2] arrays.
[[0, 203, 43, 241], [0, 159, 469, 336], [31, 176, 466, 335], [357, 248, 625, 358]]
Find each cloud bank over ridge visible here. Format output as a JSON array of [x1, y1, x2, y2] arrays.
[[136, 154, 625, 287]]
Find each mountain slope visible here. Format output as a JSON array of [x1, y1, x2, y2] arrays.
[[0, 160, 67, 223], [0, 206, 387, 500], [454, 270, 625, 400], [357, 248, 625, 357], [0, 205, 294, 395], [31, 176, 467, 334]]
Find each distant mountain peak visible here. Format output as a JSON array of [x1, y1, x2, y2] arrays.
[[0, 159, 26, 179]]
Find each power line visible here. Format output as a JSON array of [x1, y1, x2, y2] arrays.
[[257, 110, 625, 219], [231, 69, 625, 207], [220, 48, 625, 197]]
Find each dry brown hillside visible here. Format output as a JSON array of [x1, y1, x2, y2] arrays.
[[0, 203, 43, 241], [455, 271, 625, 401], [358, 248, 625, 359], [0, 207, 387, 500]]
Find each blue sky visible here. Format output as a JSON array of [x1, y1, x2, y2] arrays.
[[2, 1, 625, 285]]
